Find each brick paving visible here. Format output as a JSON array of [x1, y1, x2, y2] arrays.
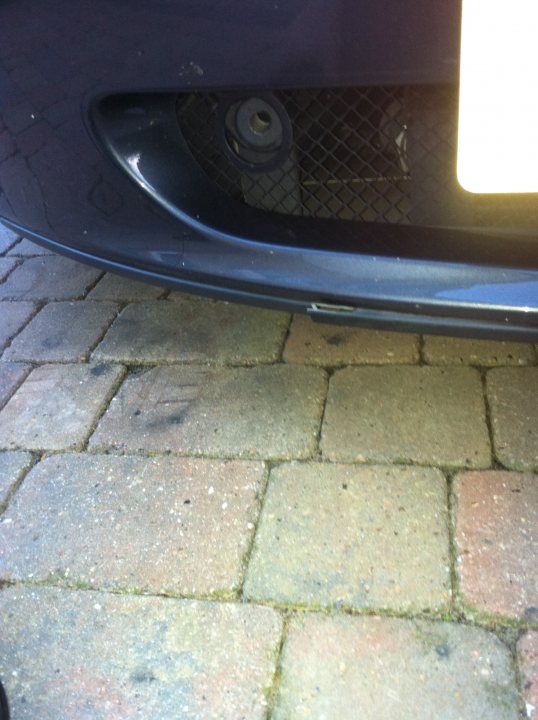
[[3, 300, 118, 362], [519, 632, 538, 718], [321, 366, 491, 467], [283, 315, 419, 365], [488, 368, 538, 472], [454, 471, 538, 620], [423, 335, 536, 367], [93, 298, 290, 365], [0, 301, 36, 351], [0, 235, 536, 718]]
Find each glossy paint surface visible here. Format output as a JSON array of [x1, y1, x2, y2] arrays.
[[0, 0, 537, 338]]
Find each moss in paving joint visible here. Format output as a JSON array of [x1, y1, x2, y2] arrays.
[[458, 599, 538, 631], [262, 612, 291, 720], [0, 452, 39, 518], [80, 363, 128, 451], [445, 470, 461, 613], [237, 462, 272, 597]]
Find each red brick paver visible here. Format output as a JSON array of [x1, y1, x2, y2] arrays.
[[0, 454, 265, 596], [0, 363, 124, 450], [454, 471, 538, 620]]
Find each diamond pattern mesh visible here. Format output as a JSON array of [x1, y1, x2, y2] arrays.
[[177, 86, 538, 228]]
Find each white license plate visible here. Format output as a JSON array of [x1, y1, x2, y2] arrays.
[[457, 0, 538, 193]]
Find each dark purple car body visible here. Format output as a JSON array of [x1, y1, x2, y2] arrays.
[[1, 0, 537, 339]]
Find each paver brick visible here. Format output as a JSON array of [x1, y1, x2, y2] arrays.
[[0, 585, 282, 720], [0, 255, 101, 301], [423, 335, 535, 367], [273, 614, 519, 720], [454, 471, 538, 620], [0, 223, 19, 254], [244, 463, 450, 611], [0, 450, 32, 508], [87, 272, 167, 301], [6, 237, 55, 256], [0, 257, 17, 282], [321, 366, 491, 467], [283, 315, 419, 366], [0, 301, 35, 352], [0, 453, 265, 595], [90, 364, 326, 459], [488, 368, 538, 471], [0, 363, 124, 451], [518, 631, 538, 719], [0, 362, 31, 409], [93, 298, 290, 365], [3, 301, 118, 362]]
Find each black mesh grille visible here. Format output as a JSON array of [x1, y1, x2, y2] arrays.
[[177, 86, 538, 229]]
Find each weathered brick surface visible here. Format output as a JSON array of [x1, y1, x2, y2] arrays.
[[0, 255, 101, 300], [321, 366, 491, 467], [283, 315, 419, 366], [244, 463, 450, 611], [90, 365, 326, 459], [284, 315, 419, 367], [0, 257, 17, 282], [87, 273, 167, 301], [0, 223, 19, 254], [93, 298, 290, 365], [3, 301, 118, 362], [518, 631, 538, 718], [273, 614, 519, 720], [0, 301, 35, 351], [488, 368, 538, 471], [0, 451, 32, 507], [6, 238, 54, 256], [0, 454, 265, 595], [0, 586, 282, 720], [423, 336, 535, 366], [0, 362, 31, 409], [454, 471, 538, 620], [0, 363, 124, 450]]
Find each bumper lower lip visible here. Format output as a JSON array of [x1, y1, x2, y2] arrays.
[[4, 216, 538, 342]]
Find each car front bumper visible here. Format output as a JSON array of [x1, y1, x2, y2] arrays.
[[1, 0, 537, 339]]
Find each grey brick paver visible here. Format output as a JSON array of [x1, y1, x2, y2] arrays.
[[6, 238, 54, 256], [273, 614, 519, 720], [93, 298, 290, 365], [454, 471, 538, 620], [0, 362, 31, 409], [87, 273, 167, 301], [0, 257, 17, 282], [423, 335, 535, 366], [283, 315, 419, 365], [0, 255, 101, 300], [3, 301, 118, 362], [0, 363, 124, 450], [0, 586, 282, 720], [0, 223, 19, 254], [0, 451, 32, 507], [488, 367, 538, 471], [321, 366, 491, 467], [0, 301, 36, 352], [90, 364, 326, 459], [518, 631, 538, 718], [244, 463, 450, 611], [0, 453, 265, 595]]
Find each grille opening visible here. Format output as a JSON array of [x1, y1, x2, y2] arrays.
[[177, 86, 538, 230]]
